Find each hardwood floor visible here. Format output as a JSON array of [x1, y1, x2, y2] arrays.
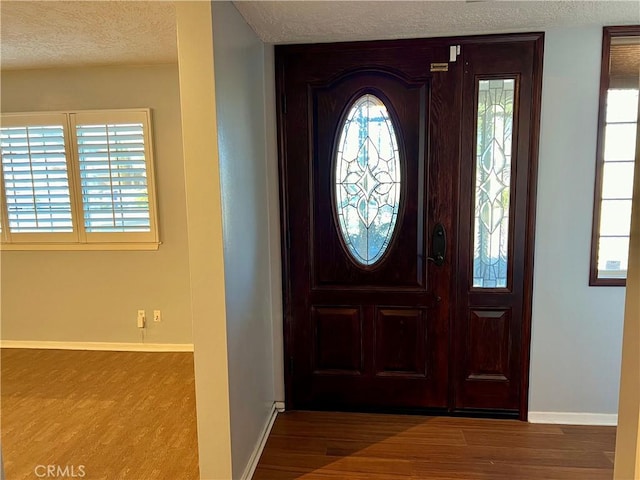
[[1, 349, 618, 480], [1, 349, 199, 480], [254, 411, 616, 480]]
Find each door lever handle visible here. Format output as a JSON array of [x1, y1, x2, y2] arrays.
[[427, 223, 446, 266], [427, 254, 445, 264]]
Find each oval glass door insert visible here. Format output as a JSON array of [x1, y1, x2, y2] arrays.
[[334, 94, 401, 266]]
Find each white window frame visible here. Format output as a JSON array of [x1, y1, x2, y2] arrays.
[[0, 109, 160, 251]]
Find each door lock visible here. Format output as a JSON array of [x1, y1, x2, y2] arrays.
[[427, 223, 446, 266]]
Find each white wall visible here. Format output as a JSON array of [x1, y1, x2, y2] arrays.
[[211, 2, 278, 477], [529, 26, 626, 417], [613, 66, 640, 477], [176, 3, 233, 478], [0, 64, 193, 346]]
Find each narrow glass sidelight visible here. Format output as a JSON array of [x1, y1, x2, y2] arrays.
[[473, 79, 515, 288], [334, 94, 401, 266]]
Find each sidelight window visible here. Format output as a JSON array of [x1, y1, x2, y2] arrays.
[[472, 79, 515, 288]]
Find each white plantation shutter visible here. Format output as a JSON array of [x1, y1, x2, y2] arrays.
[[76, 123, 150, 232], [0, 114, 77, 242], [0, 110, 159, 249], [71, 110, 158, 243]]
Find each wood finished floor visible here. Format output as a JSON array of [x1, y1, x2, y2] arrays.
[[254, 411, 617, 480], [1, 349, 618, 480], [1, 348, 199, 480]]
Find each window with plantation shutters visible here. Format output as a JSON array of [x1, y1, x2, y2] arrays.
[[72, 110, 156, 242], [0, 113, 76, 243], [0, 109, 159, 250], [2, 124, 73, 232]]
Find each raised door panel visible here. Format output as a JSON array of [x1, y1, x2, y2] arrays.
[[312, 306, 362, 374], [375, 308, 426, 377], [466, 309, 511, 381]]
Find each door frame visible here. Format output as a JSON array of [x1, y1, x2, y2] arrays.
[[276, 32, 544, 420]]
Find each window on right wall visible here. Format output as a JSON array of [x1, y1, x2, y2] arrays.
[[590, 26, 640, 286]]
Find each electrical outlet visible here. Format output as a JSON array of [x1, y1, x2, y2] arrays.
[[137, 310, 146, 328], [153, 310, 162, 322]]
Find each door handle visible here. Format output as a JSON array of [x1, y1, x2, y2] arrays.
[[427, 223, 446, 266]]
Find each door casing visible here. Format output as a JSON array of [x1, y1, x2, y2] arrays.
[[276, 32, 544, 420]]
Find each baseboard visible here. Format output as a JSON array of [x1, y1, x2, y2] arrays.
[[528, 411, 618, 426], [241, 402, 279, 480], [274, 401, 285, 412], [0, 340, 194, 352]]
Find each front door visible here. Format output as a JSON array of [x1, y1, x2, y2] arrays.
[[276, 34, 543, 417]]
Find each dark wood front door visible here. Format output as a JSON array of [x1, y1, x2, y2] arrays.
[[276, 34, 543, 418]]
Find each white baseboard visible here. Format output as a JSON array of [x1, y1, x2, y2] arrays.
[[241, 402, 279, 480], [528, 411, 618, 426], [274, 401, 285, 412], [0, 340, 194, 352]]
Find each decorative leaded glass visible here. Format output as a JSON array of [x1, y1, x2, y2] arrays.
[[472, 79, 515, 288], [334, 94, 401, 266]]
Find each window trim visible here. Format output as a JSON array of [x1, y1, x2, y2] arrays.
[[590, 25, 640, 286], [0, 242, 160, 251], [0, 108, 160, 250]]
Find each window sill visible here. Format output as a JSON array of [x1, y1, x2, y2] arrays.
[[0, 242, 161, 251], [589, 273, 627, 287]]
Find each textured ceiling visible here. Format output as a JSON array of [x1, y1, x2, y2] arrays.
[[0, 1, 177, 70], [234, 1, 640, 44], [1, 1, 638, 70]]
